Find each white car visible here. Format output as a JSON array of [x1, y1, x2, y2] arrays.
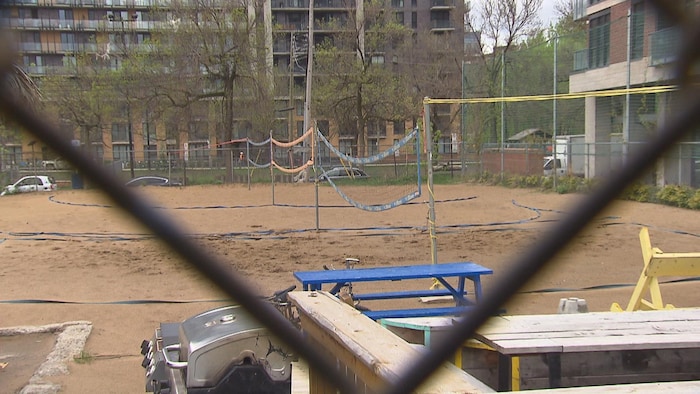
[[41, 158, 71, 170], [1, 175, 58, 196]]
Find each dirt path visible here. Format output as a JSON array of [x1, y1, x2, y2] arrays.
[[1, 183, 699, 392]]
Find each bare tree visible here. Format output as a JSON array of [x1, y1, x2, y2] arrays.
[[466, 0, 543, 143], [150, 0, 273, 179], [312, 0, 414, 157], [41, 55, 119, 161]]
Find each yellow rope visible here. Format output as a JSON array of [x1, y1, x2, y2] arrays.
[[424, 85, 677, 105]]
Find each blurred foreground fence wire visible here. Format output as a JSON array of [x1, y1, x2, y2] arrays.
[[2, 1, 700, 392]]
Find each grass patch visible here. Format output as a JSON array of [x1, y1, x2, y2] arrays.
[[73, 351, 94, 364]]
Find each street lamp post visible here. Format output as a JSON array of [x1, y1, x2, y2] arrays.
[[108, 12, 138, 178], [28, 140, 37, 179]]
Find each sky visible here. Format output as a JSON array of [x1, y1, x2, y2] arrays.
[[540, 0, 559, 26]]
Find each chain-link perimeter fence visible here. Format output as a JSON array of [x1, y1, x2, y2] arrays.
[[2, 1, 700, 392]]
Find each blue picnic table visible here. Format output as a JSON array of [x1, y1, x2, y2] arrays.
[[293, 262, 493, 320]]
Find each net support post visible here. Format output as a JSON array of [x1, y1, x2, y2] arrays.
[[424, 98, 438, 265]]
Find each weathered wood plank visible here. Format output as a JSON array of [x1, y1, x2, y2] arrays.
[[479, 320, 700, 341], [473, 309, 700, 354], [646, 253, 700, 276], [489, 309, 700, 326], [288, 291, 495, 393], [291, 361, 310, 394], [519, 380, 700, 393]]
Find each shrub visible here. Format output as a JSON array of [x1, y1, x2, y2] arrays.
[[656, 184, 694, 208], [525, 175, 542, 188], [688, 190, 700, 210], [622, 183, 656, 202]]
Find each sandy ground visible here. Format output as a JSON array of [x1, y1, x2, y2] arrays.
[[1, 183, 700, 393]]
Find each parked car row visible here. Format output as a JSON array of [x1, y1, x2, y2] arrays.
[[1, 174, 183, 196]]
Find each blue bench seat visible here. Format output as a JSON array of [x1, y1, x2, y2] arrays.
[[363, 306, 473, 320], [353, 288, 461, 301]]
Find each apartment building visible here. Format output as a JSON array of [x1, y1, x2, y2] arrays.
[[1, 0, 465, 168], [570, 0, 698, 186]]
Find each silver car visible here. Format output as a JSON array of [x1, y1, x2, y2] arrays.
[[316, 167, 369, 181]]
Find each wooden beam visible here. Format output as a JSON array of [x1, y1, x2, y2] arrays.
[[288, 291, 494, 393]]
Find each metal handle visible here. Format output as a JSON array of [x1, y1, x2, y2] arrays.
[[162, 344, 188, 369]]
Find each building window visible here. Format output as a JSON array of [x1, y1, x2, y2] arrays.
[[630, 1, 644, 60], [368, 139, 379, 156], [112, 123, 129, 142], [113, 144, 130, 162], [143, 144, 156, 162], [58, 9, 73, 21], [393, 120, 405, 134], [339, 139, 354, 155], [589, 12, 610, 69], [19, 8, 38, 19], [91, 143, 104, 161], [395, 12, 404, 25], [188, 121, 209, 140], [61, 32, 76, 52], [371, 54, 385, 64], [367, 120, 386, 136], [5, 145, 22, 166], [188, 142, 209, 160], [143, 122, 156, 145], [391, 0, 403, 7], [317, 120, 330, 136], [656, 7, 674, 30], [412, 12, 417, 29], [438, 136, 451, 154]]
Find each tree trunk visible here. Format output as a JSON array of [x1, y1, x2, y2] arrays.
[[223, 76, 236, 182]]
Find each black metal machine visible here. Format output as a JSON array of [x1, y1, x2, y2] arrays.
[[141, 290, 296, 394]]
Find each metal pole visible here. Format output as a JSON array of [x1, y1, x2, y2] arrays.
[[461, 60, 466, 176], [289, 33, 294, 142], [500, 51, 505, 180], [127, 105, 135, 178], [314, 122, 319, 231], [246, 140, 250, 190], [424, 99, 437, 265], [553, 36, 558, 189], [302, 0, 314, 163], [30, 141, 36, 179], [624, 8, 631, 166], [270, 131, 275, 205]]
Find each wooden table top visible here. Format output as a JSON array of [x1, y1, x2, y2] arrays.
[[473, 309, 700, 355]]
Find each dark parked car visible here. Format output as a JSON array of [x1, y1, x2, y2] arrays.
[[315, 167, 369, 181], [125, 176, 182, 187]]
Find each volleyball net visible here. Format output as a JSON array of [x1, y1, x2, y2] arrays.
[[315, 126, 422, 211]]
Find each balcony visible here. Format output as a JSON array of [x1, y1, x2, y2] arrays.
[[18, 42, 43, 52], [430, 19, 454, 31], [430, 0, 455, 9], [315, 0, 351, 9], [650, 27, 680, 66], [272, 0, 309, 9]]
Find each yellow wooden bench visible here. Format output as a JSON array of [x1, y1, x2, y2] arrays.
[[611, 227, 700, 312]]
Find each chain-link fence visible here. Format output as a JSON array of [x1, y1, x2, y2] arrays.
[[2, 1, 700, 393]]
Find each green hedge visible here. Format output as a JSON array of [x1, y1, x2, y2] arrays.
[[463, 172, 700, 211]]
